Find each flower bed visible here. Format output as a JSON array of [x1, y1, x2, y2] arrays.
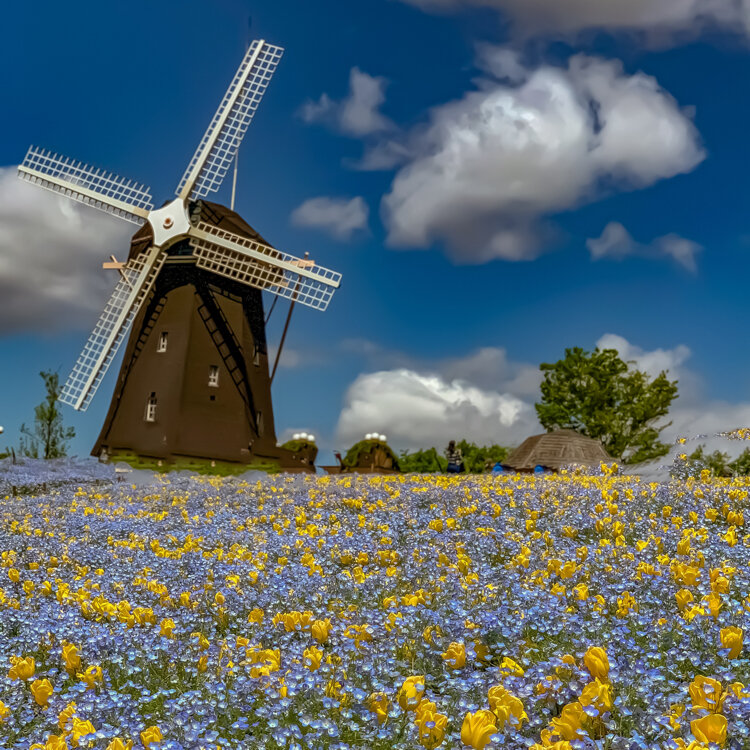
[[0, 463, 749, 749]]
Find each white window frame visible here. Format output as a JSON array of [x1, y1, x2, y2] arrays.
[[157, 332, 168, 353], [208, 365, 220, 388], [145, 393, 157, 423]]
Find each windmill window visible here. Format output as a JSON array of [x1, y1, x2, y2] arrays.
[[145, 393, 157, 423], [257, 411, 263, 436], [253, 346, 260, 366], [208, 365, 220, 387], [157, 332, 168, 353]]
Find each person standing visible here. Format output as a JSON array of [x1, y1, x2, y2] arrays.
[[445, 440, 464, 474]]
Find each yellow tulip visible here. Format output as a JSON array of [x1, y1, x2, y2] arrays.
[[720, 626, 743, 659], [498, 657, 525, 676], [311, 619, 332, 644], [397, 675, 425, 711], [158, 618, 175, 638], [675, 589, 694, 611], [77, 665, 103, 690], [29, 734, 68, 750], [460, 709, 497, 750], [140, 726, 163, 749], [197, 655, 208, 673], [689, 675, 725, 713], [691, 713, 727, 746], [303, 646, 323, 671], [61, 642, 81, 674], [31, 678, 54, 707], [583, 646, 609, 682], [367, 691, 389, 724], [488, 685, 528, 729], [550, 701, 585, 741], [69, 718, 96, 748], [0, 700, 10, 723], [417, 709, 447, 749], [579, 680, 613, 713], [58, 701, 77, 732], [8, 655, 35, 681], [442, 642, 466, 670], [247, 608, 264, 624], [106, 740, 133, 750]]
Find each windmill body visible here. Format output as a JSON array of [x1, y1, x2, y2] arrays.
[[17, 40, 341, 468]]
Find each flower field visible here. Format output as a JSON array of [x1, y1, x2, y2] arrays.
[[2, 459, 750, 749]]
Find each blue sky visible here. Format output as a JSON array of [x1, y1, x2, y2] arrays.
[[2, 0, 750, 464]]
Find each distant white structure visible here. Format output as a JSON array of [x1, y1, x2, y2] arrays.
[[292, 432, 316, 443]]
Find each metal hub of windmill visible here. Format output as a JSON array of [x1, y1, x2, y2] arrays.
[[18, 39, 341, 470]]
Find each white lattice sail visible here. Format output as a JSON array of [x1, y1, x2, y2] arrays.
[[18, 147, 153, 225], [176, 40, 284, 201], [60, 248, 166, 411], [189, 222, 341, 311]]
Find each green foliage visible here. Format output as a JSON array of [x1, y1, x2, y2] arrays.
[[280, 439, 316, 453], [18, 371, 75, 460], [685, 445, 750, 478], [399, 442, 510, 473], [343, 439, 399, 470], [398, 448, 445, 473], [535, 347, 678, 465], [456, 440, 510, 473]]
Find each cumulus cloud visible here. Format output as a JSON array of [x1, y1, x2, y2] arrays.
[[0, 167, 133, 334], [380, 54, 704, 263], [336, 334, 750, 459], [397, 0, 750, 41], [299, 67, 394, 137], [336, 368, 540, 448], [291, 196, 369, 240], [587, 222, 702, 272], [335, 343, 545, 448]]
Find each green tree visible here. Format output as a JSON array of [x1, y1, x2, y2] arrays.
[[399, 448, 445, 473], [18, 371, 75, 459], [456, 440, 510, 473], [535, 347, 678, 464], [399, 443, 511, 473], [686, 445, 731, 477], [730, 448, 750, 477]]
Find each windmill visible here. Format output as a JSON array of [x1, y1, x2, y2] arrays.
[[17, 39, 341, 469]]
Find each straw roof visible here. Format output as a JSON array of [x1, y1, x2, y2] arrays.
[[503, 429, 612, 471]]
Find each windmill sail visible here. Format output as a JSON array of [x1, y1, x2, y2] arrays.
[[176, 40, 284, 201], [189, 221, 341, 311], [60, 247, 166, 411], [18, 147, 153, 225]]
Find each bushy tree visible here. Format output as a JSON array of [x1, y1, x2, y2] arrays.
[[685, 444, 750, 478], [535, 347, 678, 464], [18, 371, 75, 459], [398, 448, 445, 473], [399, 442, 510, 473]]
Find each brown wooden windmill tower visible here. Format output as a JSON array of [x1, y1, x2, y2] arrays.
[[17, 40, 341, 469]]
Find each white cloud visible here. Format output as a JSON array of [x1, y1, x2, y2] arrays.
[[335, 343, 544, 448], [381, 54, 704, 263], [291, 196, 369, 240], [336, 368, 540, 449], [0, 167, 133, 334], [397, 0, 750, 40], [587, 222, 702, 272], [336, 335, 750, 463], [300, 67, 394, 137]]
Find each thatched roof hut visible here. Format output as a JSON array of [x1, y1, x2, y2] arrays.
[[503, 429, 612, 472]]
